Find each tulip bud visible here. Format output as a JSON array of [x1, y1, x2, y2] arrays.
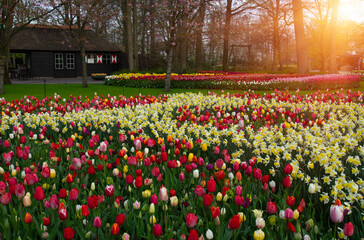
[[214, 216, 220, 226], [193, 170, 199, 178], [206, 229, 214, 240], [150, 215, 156, 225], [293, 210, 299, 220], [216, 192, 222, 202], [91, 182, 95, 191], [85, 231, 91, 239], [149, 203, 155, 214]]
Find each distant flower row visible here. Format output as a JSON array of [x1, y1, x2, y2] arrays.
[[0, 90, 363, 239], [105, 72, 360, 91]]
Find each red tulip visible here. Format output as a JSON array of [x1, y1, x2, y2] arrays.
[[115, 213, 125, 225], [234, 195, 244, 206], [69, 188, 79, 201], [34, 186, 45, 201], [344, 222, 354, 236], [93, 216, 102, 228], [126, 174, 134, 184], [283, 176, 291, 188], [0, 192, 11, 205], [24, 212, 33, 224], [88, 195, 99, 209], [66, 174, 73, 183], [286, 196, 295, 207], [111, 223, 120, 235], [253, 168, 262, 180], [186, 213, 198, 228], [228, 215, 241, 229], [59, 208, 68, 221], [210, 206, 221, 218], [261, 175, 269, 184], [194, 185, 205, 197], [105, 185, 114, 197], [20, 135, 26, 144], [49, 194, 59, 209], [41, 167, 50, 178], [153, 224, 163, 237], [43, 217, 51, 226], [287, 222, 295, 232], [203, 194, 213, 207], [59, 189, 67, 198], [64, 227, 75, 240], [135, 176, 143, 188], [207, 179, 216, 193], [284, 164, 293, 174], [82, 205, 90, 217], [266, 201, 277, 214], [188, 229, 199, 240]]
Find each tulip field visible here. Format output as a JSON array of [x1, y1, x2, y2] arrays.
[[105, 72, 361, 91], [0, 88, 364, 239]]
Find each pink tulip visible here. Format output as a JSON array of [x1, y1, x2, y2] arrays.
[[15, 183, 25, 199], [344, 222, 354, 236], [285, 208, 293, 220], [186, 213, 198, 228], [0, 192, 11, 205], [159, 186, 168, 202], [150, 194, 159, 205], [330, 205, 344, 223], [93, 216, 102, 228]]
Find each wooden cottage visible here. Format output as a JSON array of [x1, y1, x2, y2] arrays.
[[10, 25, 125, 78]]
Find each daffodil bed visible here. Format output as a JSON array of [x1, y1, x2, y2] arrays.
[[104, 72, 361, 91], [0, 90, 363, 239]]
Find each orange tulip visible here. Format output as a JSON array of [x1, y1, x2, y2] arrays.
[[24, 212, 33, 224]]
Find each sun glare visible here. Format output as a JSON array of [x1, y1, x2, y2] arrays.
[[338, 0, 364, 23]]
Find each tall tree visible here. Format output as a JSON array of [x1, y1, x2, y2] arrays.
[[195, 0, 206, 71], [222, 0, 232, 71], [292, 0, 309, 73], [328, 0, 338, 73], [54, 0, 112, 88], [121, 0, 135, 71], [222, 0, 255, 71]]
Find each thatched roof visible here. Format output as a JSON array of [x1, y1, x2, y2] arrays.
[[10, 25, 123, 52]]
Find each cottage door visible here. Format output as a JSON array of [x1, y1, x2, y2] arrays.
[[53, 53, 77, 78]]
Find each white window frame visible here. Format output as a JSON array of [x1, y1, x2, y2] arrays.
[[55, 53, 63, 69], [66, 53, 75, 69]]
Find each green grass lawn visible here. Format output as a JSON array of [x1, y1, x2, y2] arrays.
[[1, 81, 364, 101]]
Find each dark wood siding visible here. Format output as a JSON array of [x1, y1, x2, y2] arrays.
[[30, 52, 53, 77]]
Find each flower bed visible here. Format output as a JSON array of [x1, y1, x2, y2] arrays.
[[0, 90, 363, 239], [105, 72, 361, 91]]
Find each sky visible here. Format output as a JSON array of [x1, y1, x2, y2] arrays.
[[338, 0, 364, 23]]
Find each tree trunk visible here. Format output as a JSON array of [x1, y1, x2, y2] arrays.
[[165, 46, 174, 92], [150, 0, 157, 69], [222, 0, 232, 71], [132, 2, 139, 70], [0, 56, 4, 94], [195, 0, 205, 71], [319, 30, 327, 72], [272, 16, 279, 71], [329, 0, 339, 73], [179, 13, 187, 73], [292, 0, 310, 74], [79, 40, 88, 88], [123, 0, 134, 71]]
